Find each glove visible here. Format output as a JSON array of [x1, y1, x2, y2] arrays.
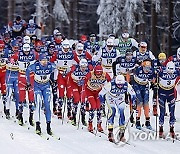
[[132, 103, 137, 110], [52, 80, 57, 87], [92, 61, 96, 67], [10, 58, 15, 64], [99, 95, 105, 104], [25, 83, 31, 91]]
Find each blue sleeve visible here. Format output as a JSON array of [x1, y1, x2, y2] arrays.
[[51, 63, 57, 72], [26, 64, 36, 83], [3, 48, 9, 58]]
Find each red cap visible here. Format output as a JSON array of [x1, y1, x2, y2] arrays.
[[80, 35, 87, 41], [94, 65, 103, 75]]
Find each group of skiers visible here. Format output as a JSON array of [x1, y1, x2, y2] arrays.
[[0, 15, 179, 143]]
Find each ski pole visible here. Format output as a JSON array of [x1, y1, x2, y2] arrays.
[[77, 85, 84, 130], [62, 96, 67, 125], [155, 73, 159, 138]]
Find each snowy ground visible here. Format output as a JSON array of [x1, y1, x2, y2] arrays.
[[0, 91, 180, 154]]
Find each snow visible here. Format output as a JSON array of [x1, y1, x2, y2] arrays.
[[0, 91, 180, 154]]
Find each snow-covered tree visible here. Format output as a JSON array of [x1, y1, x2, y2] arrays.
[[97, 0, 123, 38], [97, 0, 146, 37], [122, 0, 144, 36], [53, 0, 70, 24]]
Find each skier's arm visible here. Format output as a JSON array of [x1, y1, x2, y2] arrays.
[[92, 48, 102, 62], [99, 82, 111, 96], [149, 51, 155, 60], [26, 64, 35, 84], [51, 63, 58, 81], [131, 38, 139, 49], [127, 83, 136, 105]]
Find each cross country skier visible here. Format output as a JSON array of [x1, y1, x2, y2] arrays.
[[10, 43, 38, 126], [56, 39, 76, 119], [69, 59, 93, 126], [26, 54, 58, 135], [25, 19, 42, 37], [152, 52, 167, 116], [0, 40, 7, 115], [117, 32, 138, 57], [8, 15, 26, 38], [99, 75, 136, 142], [112, 49, 137, 123], [45, 43, 58, 115], [158, 61, 180, 138], [84, 65, 111, 132], [92, 38, 120, 79], [73, 42, 92, 64], [133, 60, 156, 130], [4, 40, 20, 118]]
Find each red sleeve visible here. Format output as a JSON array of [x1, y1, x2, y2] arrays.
[[34, 51, 39, 60], [88, 64, 93, 71], [50, 52, 57, 63], [85, 51, 92, 60], [164, 56, 173, 65], [71, 65, 76, 72], [84, 72, 91, 86], [73, 51, 80, 64], [106, 73, 111, 81], [11, 52, 19, 61]]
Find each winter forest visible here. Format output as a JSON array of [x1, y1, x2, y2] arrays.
[[0, 0, 179, 56]]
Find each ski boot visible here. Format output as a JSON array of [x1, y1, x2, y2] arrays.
[[97, 122, 103, 132], [159, 126, 164, 138], [57, 107, 62, 119], [170, 125, 175, 139], [29, 112, 34, 126], [86, 102, 89, 111], [88, 121, 93, 132], [153, 105, 158, 116], [118, 126, 126, 142], [145, 117, 152, 130], [71, 113, 76, 126], [81, 113, 87, 126], [47, 122, 53, 135], [67, 109, 72, 120], [15, 109, 19, 119], [136, 117, 141, 130], [18, 113, 24, 126], [53, 107, 58, 115], [36, 122, 41, 135], [5, 109, 10, 119], [108, 128, 114, 142], [130, 113, 134, 123]]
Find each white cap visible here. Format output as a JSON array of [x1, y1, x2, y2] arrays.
[[140, 41, 147, 47], [76, 43, 84, 50], [166, 61, 175, 74], [53, 29, 59, 35], [29, 19, 34, 25], [122, 33, 129, 39], [115, 75, 125, 85], [23, 36, 31, 44], [79, 59, 88, 67], [106, 38, 114, 46], [62, 39, 70, 48], [23, 43, 30, 52]]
